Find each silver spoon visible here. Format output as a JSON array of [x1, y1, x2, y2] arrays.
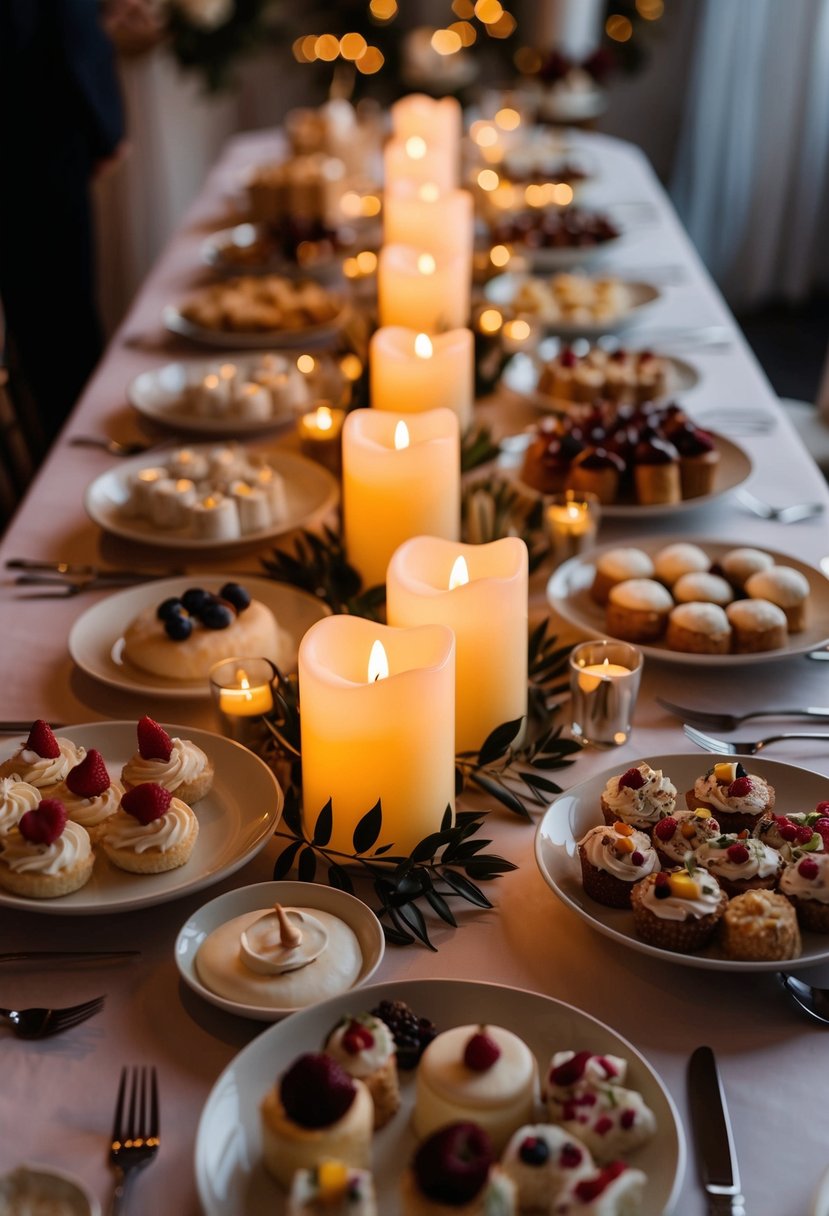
[[778, 973, 829, 1025]]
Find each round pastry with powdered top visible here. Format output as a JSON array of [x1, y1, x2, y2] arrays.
[[606, 579, 673, 643], [720, 546, 774, 590], [653, 542, 709, 587], [672, 572, 733, 606], [745, 566, 809, 632], [666, 602, 731, 654], [725, 599, 787, 653], [590, 548, 654, 605]]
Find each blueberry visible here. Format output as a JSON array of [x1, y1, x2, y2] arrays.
[[201, 602, 234, 630], [654, 883, 671, 900], [519, 1136, 550, 1167], [181, 587, 213, 615], [164, 613, 193, 641], [156, 597, 184, 622], [219, 582, 251, 613]]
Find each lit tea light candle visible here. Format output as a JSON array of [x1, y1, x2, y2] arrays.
[[195, 373, 230, 417], [370, 326, 474, 430], [297, 403, 345, 474], [210, 657, 277, 750], [384, 183, 473, 261], [298, 616, 456, 856], [387, 536, 529, 752], [378, 244, 470, 332], [234, 382, 272, 423], [544, 491, 600, 566], [569, 641, 643, 748], [342, 408, 461, 587], [218, 666, 274, 716]]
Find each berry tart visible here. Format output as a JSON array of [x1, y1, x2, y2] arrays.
[[567, 448, 625, 506], [665, 603, 732, 655], [543, 1051, 656, 1162], [121, 717, 213, 804], [695, 833, 781, 898], [745, 566, 810, 632], [502, 1125, 594, 1212], [590, 549, 655, 607], [605, 579, 673, 644], [0, 799, 94, 898], [686, 762, 775, 833], [577, 823, 659, 909], [55, 750, 124, 844], [260, 1053, 373, 1189], [724, 599, 788, 653], [400, 1123, 516, 1216], [779, 854, 829, 932], [0, 721, 85, 795], [323, 1015, 401, 1129], [413, 1025, 537, 1153], [652, 808, 721, 868], [718, 889, 801, 961], [552, 1161, 647, 1215], [599, 763, 676, 833], [630, 866, 727, 953], [287, 1161, 377, 1216], [0, 776, 40, 837], [100, 783, 199, 874]]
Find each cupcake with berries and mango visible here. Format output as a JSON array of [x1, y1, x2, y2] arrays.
[[323, 1014, 400, 1129], [695, 833, 781, 899], [631, 864, 728, 953], [599, 763, 676, 834], [400, 1123, 516, 1216], [779, 853, 829, 932], [756, 806, 829, 858], [652, 807, 721, 868], [686, 760, 774, 834], [577, 822, 659, 908]]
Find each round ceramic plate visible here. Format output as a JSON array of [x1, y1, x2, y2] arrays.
[[84, 447, 338, 550], [500, 347, 700, 405], [484, 272, 661, 337], [536, 753, 829, 971], [0, 722, 282, 915], [547, 536, 829, 665], [505, 432, 751, 520], [514, 230, 628, 274], [127, 353, 346, 437], [194, 977, 685, 1216], [162, 298, 347, 350], [67, 576, 328, 699], [200, 224, 355, 283], [175, 880, 385, 1021]]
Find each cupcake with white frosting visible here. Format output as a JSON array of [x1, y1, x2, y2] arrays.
[[577, 823, 659, 908], [725, 599, 788, 653], [0, 798, 94, 898], [55, 749, 124, 844], [745, 565, 809, 632], [672, 572, 733, 606], [666, 602, 732, 654], [653, 542, 709, 587], [590, 549, 654, 605], [0, 720, 85, 796], [121, 716, 213, 804], [606, 579, 673, 644], [695, 833, 781, 898], [101, 783, 199, 874], [687, 761, 774, 832], [652, 808, 721, 868], [720, 547, 774, 590], [780, 853, 829, 932], [0, 776, 40, 837], [631, 865, 727, 952], [599, 763, 676, 833], [324, 1015, 400, 1129]]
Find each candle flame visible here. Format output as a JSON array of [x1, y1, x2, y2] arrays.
[[448, 555, 470, 590], [315, 405, 333, 432], [414, 333, 433, 359], [203, 374, 220, 390], [417, 253, 436, 276], [418, 182, 440, 202], [219, 363, 236, 380], [368, 639, 389, 683], [405, 135, 427, 160], [235, 668, 254, 703], [394, 420, 410, 450], [297, 354, 315, 374]]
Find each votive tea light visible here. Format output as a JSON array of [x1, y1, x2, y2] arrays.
[[569, 640, 643, 748], [544, 491, 600, 567], [297, 403, 345, 474], [209, 656, 276, 751], [234, 382, 272, 422]]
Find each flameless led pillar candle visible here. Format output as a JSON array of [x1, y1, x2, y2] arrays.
[[370, 327, 474, 430], [386, 536, 529, 752], [391, 93, 462, 151], [383, 136, 456, 193], [383, 183, 474, 262], [342, 408, 460, 588], [377, 246, 470, 333], [298, 616, 456, 856]]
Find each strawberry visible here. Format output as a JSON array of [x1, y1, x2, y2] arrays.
[[65, 749, 110, 798], [25, 719, 60, 759], [727, 776, 752, 799], [136, 716, 173, 762], [280, 1054, 355, 1128], [19, 799, 67, 845], [463, 1029, 501, 1072], [618, 766, 646, 791], [121, 783, 172, 825], [654, 817, 677, 841]]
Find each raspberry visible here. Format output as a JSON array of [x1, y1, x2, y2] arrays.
[[25, 720, 60, 759], [19, 798, 67, 845], [464, 1029, 501, 1072], [341, 1021, 374, 1054], [597, 1056, 620, 1079], [631, 851, 644, 866], [65, 749, 110, 798], [280, 1054, 355, 1128], [726, 843, 750, 864], [136, 716, 173, 762], [816, 802, 829, 816], [550, 1050, 592, 1087], [780, 823, 798, 842], [798, 858, 820, 880], [121, 782, 172, 825], [594, 1116, 613, 1136], [413, 1123, 493, 1204], [654, 817, 677, 841], [618, 767, 646, 790], [560, 1142, 584, 1168], [796, 825, 816, 844], [727, 777, 752, 798], [575, 1163, 627, 1202], [620, 1108, 636, 1129], [814, 820, 829, 850]]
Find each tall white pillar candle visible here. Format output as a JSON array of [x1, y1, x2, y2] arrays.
[[377, 245, 470, 333], [383, 136, 456, 193], [383, 183, 474, 262], [391, 93, 463, 150], [299, 616, 456, 856], [342, 408, 460, 587], [370, 326, 474, 430]]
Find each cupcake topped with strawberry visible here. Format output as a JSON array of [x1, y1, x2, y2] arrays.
[[101, 782, 199, 874], [121, 716, 213, 804], [56, 749, 124, 843], [0, 797, 94, 898], [688, 760, 775, 833], [652, 807, 721, 867], [0, 720, 86, 795], [600, 763, 676, 832], [695, 832, 781, 898]]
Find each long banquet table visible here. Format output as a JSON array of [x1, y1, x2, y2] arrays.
[[1, 128, 829, 1216]]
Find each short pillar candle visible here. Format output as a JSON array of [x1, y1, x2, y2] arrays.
[[370, 327, 474, 430], [377, 245, 470, 333]]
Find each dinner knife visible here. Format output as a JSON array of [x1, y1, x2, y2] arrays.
[[0, 950, 141, 963], [687, 1046, 746, 1216]]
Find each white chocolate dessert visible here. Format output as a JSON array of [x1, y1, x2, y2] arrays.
[[413, 1025, 537, 1153], [196, 904, 363, 1010], [0, 776, 40, 836]]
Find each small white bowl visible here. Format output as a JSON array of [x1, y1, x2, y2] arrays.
[[175, 880, 385, 1021], [0, 1164, 100, 1216]]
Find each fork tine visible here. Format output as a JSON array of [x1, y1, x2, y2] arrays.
[[112, 1067, 127, 1145], [46, 1006, 103, 1035], [683, 724, 724, 753], [149, 1067, 159, 1139], [127, 1068, 139, 1143]]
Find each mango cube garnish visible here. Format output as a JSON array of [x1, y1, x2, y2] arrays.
[[614, 821, 634, 836], [616, 836, 635, 854], [714, 762, 736, 783], [693, 807, 712, 819], [668, 872, 701, 900], [318, 1161, 349, 1198]]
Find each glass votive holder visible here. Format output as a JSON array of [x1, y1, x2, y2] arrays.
[[569, 640, 643, 748], [297, 402, 345, 475], [544, 490, 600, 567], [209, 656, 277, 752]]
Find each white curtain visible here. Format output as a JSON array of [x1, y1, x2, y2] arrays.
[[671, 0, 829, 310]]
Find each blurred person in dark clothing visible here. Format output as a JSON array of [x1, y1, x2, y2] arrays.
[[0, 0, 125, 444]]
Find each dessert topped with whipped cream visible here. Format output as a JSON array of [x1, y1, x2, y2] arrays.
[[600, 764, 676, 831], [0, 720, 86, 794], [0, 797, 94, 898], [543, 1050, 656, 1161], [757, 809, 829, 856], [325, 1013, 400, 1129], [780, 853, 829, 905], [121, 717, 213, 804], [554, 1160, 647, 1215], [56, 749, 123, 843], [0, 775, 40, 836], [631, 861, 729, 953], [502, 1123, 595, 1209], [101, 782, 199, 875], [578, 822, 659, 909], [652, 808, 721, 865], [695, 833, 781, 897], [689, 761, 774, 832]]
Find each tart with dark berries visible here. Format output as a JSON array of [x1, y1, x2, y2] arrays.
[[400, 1122, 515, 1216], [370, 998, 437, 1069]]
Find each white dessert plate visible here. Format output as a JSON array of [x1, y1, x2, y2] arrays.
[[547, 536, 829, 665], [814, 1163, 829, 1216], [0, 722, 282, 916], [200, 223, 356, 282], [536, 753, 829, 971], [194, 977, 685, 1216], [501, 347, 700, 405], [175, 880, 385, 1021], [0, 1165, 99, 1216], [84, 447, 338, 550], [162, 297, 347, 350], [505, 432, 751, 520], [68, 576, 328, 700], [127, 352, 346, 437], [484, 272, 661, 338]]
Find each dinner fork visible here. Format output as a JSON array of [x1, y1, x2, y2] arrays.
[[657, 696, 829, 732], [110, 1066, 160, 1215], [736, 489, 825, 524], [683, 723, 829, 756], [0, 995, 105, 1039]]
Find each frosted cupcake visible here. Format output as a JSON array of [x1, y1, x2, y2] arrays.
[[653, 542, 709, 587], [502, 1125, 594, 1211], [631, 866, 727, 953], [0, 776, 40, 837], [695, 834, 781, 898], [589, 548, 654, 605], [687, 762, 774, 833], [101, 783, 199, 874], [599, 763, 676, 833], [666, 603, 732, 655], [606, 579, 673, 644], [578, 822, 659, 908], [323, 1015, 400, 1129], [725, 599, 788, 653], [779, 854, 829, 932], [121, 716, 213, 804], [720, 547, 774, 591], [56, 749, 124, 844], [0, 721, 85, 796], [745, 566, 809, 632], [756, 811, 829, 857], [652, 808, 721, 868], [672, 572, 733, 606], [0, 799, 94, 898], [288, 1163, 377, 1216]]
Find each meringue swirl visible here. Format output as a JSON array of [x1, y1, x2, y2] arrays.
[[1, 820, 91, 875], [122, 738, 207, 792], [61, 781, 124, 829], [0, 777, 40, 835], [104, 800, 195, 853]]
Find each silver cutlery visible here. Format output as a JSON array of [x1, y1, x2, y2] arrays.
[[0, 951, 140, 964], [69, 436, 167, 458], [778, 973, 829, 1025], [807, 648, 829, 661], [687, 1046, 746, 1216], [0, 721, 64, 733], [0, 995, 105, 1039], [110, 1066, 160, 1215], [598, 326, 732, 352], [6, 559, 177, 579], [657, 696, 829, 732], [693, 411, 775, 435], [736, 488, 825, 524], [14, 574, 166, 598], [684, 723, 829, 756]]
